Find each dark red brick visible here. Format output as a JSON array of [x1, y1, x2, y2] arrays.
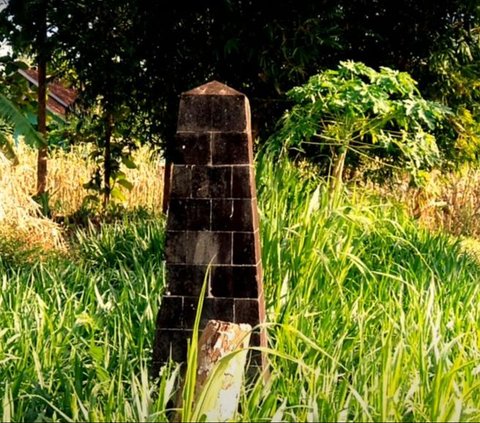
[[154, 82, 266, 373], [165, 231, 187, 263], [191, 166, 232, 198], [183, 296, 235, 328], [212, 133, 250, 165], [186, 199, 211, 230], [210, 266, 234, 297], [212, 199, 254, 231], [177, 95, 213, 132], [156, 296, 183, 328], [187, 231, 232, 265], [170, 165, 192, 198], [172, 133, 211, 165], [233, 232, 257, 264], [208, 166, 232, 198], [211, 95, 247, 132], [167, 199, 187, 230], [232, 166, 254, 198], [203, 297, 235, 325], [191, 166, 210, 198], [211, 265, 259, 298], [166, 264, 209, 296], [234, 298, 260, 326], [152, 328, 190, 365]]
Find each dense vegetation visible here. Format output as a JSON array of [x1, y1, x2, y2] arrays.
[[0, 0, 479, 201], [1, 1, 480, 422], [2, 153, 480, 421]]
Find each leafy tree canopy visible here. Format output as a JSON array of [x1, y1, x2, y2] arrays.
[[269, 61, 451, 187]]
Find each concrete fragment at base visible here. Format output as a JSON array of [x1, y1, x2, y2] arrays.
[[192, 320, 251, 422]]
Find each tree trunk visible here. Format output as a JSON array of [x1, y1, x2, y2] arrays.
[[36, 1, 48, 197], [103, 111, 114, 209], [331, 146, 348, 194]]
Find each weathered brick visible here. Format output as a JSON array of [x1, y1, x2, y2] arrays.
[[191, 166, 232, 198], [191, 166, 210, 198], [154, 82, 266, 369], [183, 296, 235, 328], [233, 232, 257, 264], [187, 231, 232, 265], [203, 297, 235, 325], [165, 231, 187, 263], [177, 95, 213, 132], [170, 165, 192, 198], [234, 298, 260, 326], [212, 199, 254, 231], [166, 264, 209, 296], [156, 296, 183, 328], [211, 95, 247, 132], [232, 166, 253, 198], [212, 133, 250, 165], [172, 133, 211, 165], [208, 166, 232, 198], [186, 199, 211, 231], [152, 328, 190, 365], [167, 199, 187, 230], [211, 265, 259, 298]]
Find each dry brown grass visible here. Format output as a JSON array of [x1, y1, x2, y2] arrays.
[[0, 142, 164, 251], [46, 143, 165, 215], [0, 149, 65, 250], [373, 165, 480, 238]]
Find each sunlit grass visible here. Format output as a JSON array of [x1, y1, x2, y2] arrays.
[[0, 142, 163, 251], [2, 153, 480, 421]]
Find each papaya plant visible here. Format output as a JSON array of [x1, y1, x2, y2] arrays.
[[269, 61, 451, 191]]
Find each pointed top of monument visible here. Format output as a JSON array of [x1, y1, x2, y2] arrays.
[[184, 80, 244, 96]]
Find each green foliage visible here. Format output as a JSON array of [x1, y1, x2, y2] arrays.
[[450, 107, 480, 162], [270, 61, 451, 184], [251, 154, 480, 421], [0, 93, 44, 160], [0, 216, 169, 421]]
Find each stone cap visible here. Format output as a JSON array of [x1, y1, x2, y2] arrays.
[[177, 81, 251, 132], [183, 81, 244, 97]]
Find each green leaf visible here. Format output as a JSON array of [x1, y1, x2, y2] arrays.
[[116, 178, 134, 191], [121, 156, 137, 169], [110, 187, 126, 202], [0, 94, 45, 148]]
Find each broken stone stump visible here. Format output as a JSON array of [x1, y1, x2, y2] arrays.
[[153, 81, 266, 375], [186, 320, 251, 422]]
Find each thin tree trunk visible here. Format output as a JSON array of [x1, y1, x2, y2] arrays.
[[36, 1, 48, 197], [331, 146, 347, 194], [103, 111, 114, 209]]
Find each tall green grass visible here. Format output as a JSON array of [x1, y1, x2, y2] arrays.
[[1, 154, 480, 421], [246, 154, 480, 422], [0, 217, 172, 422]]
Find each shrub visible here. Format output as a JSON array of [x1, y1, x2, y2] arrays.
[[269, 61, 451, 188]]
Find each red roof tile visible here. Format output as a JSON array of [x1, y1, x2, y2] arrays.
[[18, 68, 78, 118]]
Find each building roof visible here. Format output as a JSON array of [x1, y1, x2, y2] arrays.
[[18, 68, 77, 119]]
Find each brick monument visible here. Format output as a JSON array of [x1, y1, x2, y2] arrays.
[[152, 81, 266, 373]]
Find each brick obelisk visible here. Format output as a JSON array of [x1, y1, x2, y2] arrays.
[[153, 81, 266, 373]]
